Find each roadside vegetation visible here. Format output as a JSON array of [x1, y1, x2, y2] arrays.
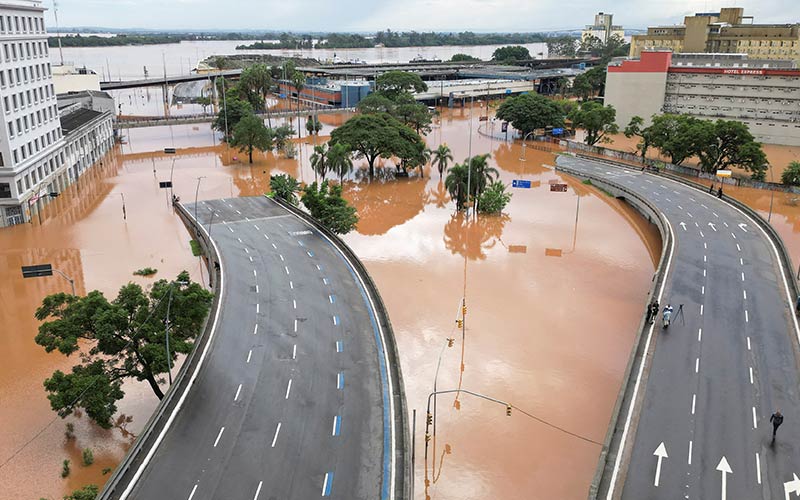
[[34, 272, 212, 428]]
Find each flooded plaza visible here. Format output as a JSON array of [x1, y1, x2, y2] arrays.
[[1, 106, 664, 499]]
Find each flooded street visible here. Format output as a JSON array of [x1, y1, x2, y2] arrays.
[[1, 107, 661, 499]]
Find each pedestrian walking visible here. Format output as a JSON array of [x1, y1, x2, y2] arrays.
[[717, 187, 723, 198], [650, 300, 659, 324], [770, 410, 784, 441], [709, 184, 714, 194]]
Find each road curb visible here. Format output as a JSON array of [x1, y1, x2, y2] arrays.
[[555, 157, 674, 500], [269, 195, 411, 500], [98, 201, 223, 499]]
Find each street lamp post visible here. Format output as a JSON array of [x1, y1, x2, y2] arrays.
[[519, 131, 536, 162], [164, 280, 189, 386], [767, 163, 775, 223], [120, 193, 127, 220], [194, 176, 206, 222]]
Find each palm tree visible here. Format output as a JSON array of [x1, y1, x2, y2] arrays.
[[431, 144, 454, 178], [467, 153, 498, 199], [328, 142, 354, 184], [310, 143, 328, 182], [444, 163, 470, 211], [417, 148, 432, 178], [291, 72, 306, 139]]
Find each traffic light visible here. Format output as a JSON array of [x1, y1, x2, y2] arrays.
[[426, 413, 433, 426], [506, 405, 512, 417], [462, 305, 467, 316], [456, 319, 463, 329], [447, 337, 454, 347], [425, 433, 431, 443]]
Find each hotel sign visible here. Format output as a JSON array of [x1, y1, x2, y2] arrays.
[[722, 69, 765, 76]]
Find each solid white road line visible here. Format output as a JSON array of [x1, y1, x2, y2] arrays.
[[247, 350, 252, 363], [322, 473, 331, 497], [188, 484, 198, 500], [285, 379, 292, 399], [695, 358, 699, 373], [688, 440, 693, 465], [213, 426, 225, 447], [749, 367, 754, 385], [234, 383, 242, 401], [752, 407, 758, 429], [271, 423, 281, 448], [253, 480, 263, 500], [691, 394, 696, 415], [756, 453, 762, 484]]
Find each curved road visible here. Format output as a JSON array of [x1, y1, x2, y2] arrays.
[[557, 155, 800, 500], [127, 196, 394, 499]]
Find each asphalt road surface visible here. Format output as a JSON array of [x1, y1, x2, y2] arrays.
[[557, 155, 800, 500], [128, 196, 393, 499]]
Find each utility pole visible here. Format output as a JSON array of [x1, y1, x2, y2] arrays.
[[52, 1, 64, 66], [194, 176, 205, 222]]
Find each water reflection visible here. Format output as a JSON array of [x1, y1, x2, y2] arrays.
[[346, 176, 428, 236], [443, 212, 510, 261]]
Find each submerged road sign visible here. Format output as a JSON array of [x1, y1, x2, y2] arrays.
[[21, 264, 53, 278], [550, 183, 568, 192], [512, 180, 532, 189]]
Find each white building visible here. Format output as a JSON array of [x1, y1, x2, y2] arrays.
[[582, 12, 625, 44], [52, 63, 101, 94], [0, 0, 114, 227]]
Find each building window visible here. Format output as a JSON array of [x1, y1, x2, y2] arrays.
[[0, 183, 11, 199]]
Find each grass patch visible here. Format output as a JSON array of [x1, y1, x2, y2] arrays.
[[133, 267, 158, 277], [190, 240, 202, 256], [582, 179, 592, 185]]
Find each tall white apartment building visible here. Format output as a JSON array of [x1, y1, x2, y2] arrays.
[[0, 0, 65, 226]]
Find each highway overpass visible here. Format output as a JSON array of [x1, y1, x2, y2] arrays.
[[556, 155, 800, 500]]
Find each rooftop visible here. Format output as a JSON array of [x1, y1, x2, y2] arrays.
[[60, 108, 104, 135]]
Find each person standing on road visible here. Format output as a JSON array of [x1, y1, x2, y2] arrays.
[[709, 183, 714, 194], [771, 410, 784, 441], [717, 187, 723, 198]]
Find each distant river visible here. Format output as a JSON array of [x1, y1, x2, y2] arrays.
[[59, 40, 549, 80]]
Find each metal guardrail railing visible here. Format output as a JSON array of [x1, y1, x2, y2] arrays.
[[269, 195, 411, 500], [98, 201, 222, 500]]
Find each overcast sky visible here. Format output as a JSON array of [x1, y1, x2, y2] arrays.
[[44, 0, 799, 32]]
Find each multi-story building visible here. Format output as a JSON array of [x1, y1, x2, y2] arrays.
[[0, 1, 114, 228], [604, 50, 800, 146], [582, 12, 625, 44], [630, 8, 800, 62]]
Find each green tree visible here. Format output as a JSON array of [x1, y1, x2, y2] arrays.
[[694, 119, 768, 178], [212, 97, 253, 140], [197, 96, 212, 115], [310, 143, 329, 181], [431, 144, 454, 178], [329, 113, 423, 177], [269, 174, 301, 205], [301, 181, 359, 234], [546, 36, 578, 57], [645, 114, 702, 166], [64, 484, 99, 500], [394, 98, 433, 135], [445, 163, 471, 211], [571, 66, 607, 100], [375, 71, 428, 99], [290, 70, 306, 138], [356, 93, 397, 114], [230, 114, 273, 163], [82, 448, 94, 466], [478, 181, 512, 214], [624, 115, 650, 159], [306, 115, 323, 135], [569, 101, 619, 146], [327, 142, 354, 183], [782, 161, 800, 186], [450, 53, 481, 62], [492, 45, 531, 62], [35, 273, 213, 428], [495, 93, 564, 136], [467, 154, 498, 199], [270, 124, 295, 153], [239, 63, 274, 125]]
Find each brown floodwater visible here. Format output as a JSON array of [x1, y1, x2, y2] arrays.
[[2, 107, 662, 499]]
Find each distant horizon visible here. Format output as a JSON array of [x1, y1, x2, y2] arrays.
[[41, 0, 800, 34]]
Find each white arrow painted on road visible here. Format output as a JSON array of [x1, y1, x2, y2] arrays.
[[680, 222, 687, 231], [738, 223, 749, 233], [653, 442, 668, 487], [708, 222, 717, 232], [717, 456, 732, 500], [784, 473, 800, 500]]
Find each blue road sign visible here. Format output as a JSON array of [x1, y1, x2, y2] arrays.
[[512, 180, 532, 189], [505, 89, 512, 94], [552, 128, 564, 135]]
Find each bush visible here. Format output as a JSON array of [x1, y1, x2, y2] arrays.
[[64, 484, 99, 500], [133, 267, 157, 277], [269, 174, 301, 206], [64, 422, 75, 440], [189, 240, 202, 256], [61, 459, 71, 478], [82, 448, 94, 466], [782, 161, 800, 186], [478, 181, 512, 214], [301, 181, 359, 234], [102, 467, 112, 475]]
